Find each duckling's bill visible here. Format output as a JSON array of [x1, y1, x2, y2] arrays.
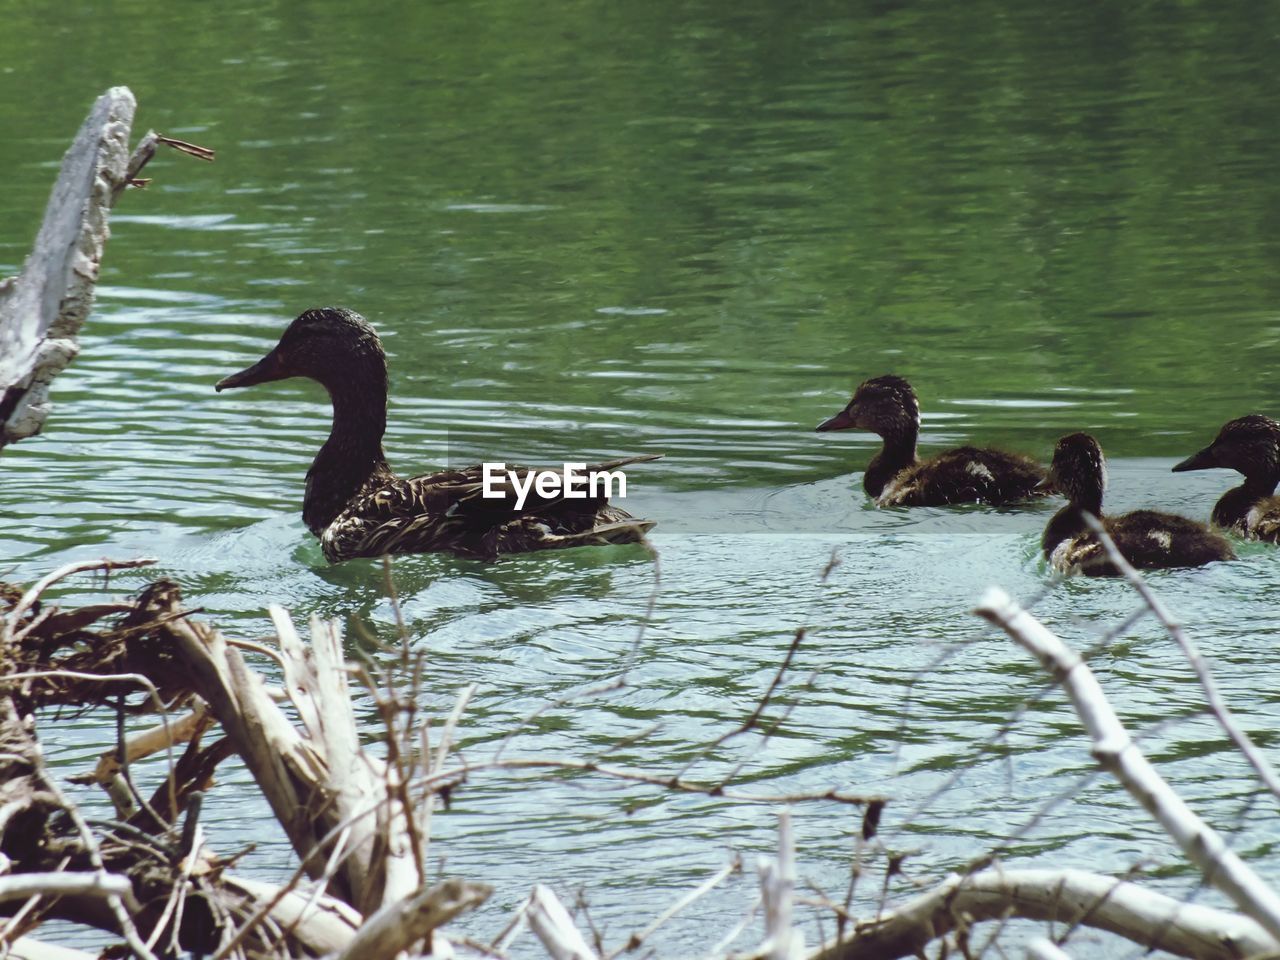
[[815, 408, 857, 432], [1171, 446, 1218, 472]]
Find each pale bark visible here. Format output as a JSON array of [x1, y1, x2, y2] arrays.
[[1027, 939, 1074, 960], [0, 88, 135, 448], [811, 868, 1277, 960], [334, 878, 491, 960], [0, 871, 135, 907], [760, 808, 803, 960], [526, 884, 599, 960], [5, 937, 98, 960], [152, 597, 425, 918], [976, 587, 1280, 944]]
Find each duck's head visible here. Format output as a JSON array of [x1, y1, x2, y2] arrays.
[[1041, 432, 1106, 506], [1172, 414, 1280, 479], [215, 307, 387, 395], [816, 375, 919, 438]]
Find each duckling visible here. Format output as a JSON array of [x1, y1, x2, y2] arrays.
[[215, 307, 659, 562], [1172, 414, 1280, 541], [815, 375, 1046, 506], [1041, 433, 1234, 576]]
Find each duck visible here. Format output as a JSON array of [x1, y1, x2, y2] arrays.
[[1040, 432, 1234, 576], [1172, 414, 1280, 541], [215, 307, 659, 562], [815, 375, 1047, 506]]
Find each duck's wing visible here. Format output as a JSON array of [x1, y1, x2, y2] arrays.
[[322, 455, 661, 561], [1245, 496, 1280, 542], [1102, 510, 1235, 569], [884, 447, 1046, 506]]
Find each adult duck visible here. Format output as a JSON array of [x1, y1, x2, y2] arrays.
[[215, 307, 659, 561], [1172, 414, 1280, 542], [1041, 433, 1233, 576], [816, 375, 1046, 506]]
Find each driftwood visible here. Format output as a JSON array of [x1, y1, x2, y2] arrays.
[[811, 868, 1275, 960], [0, 87, 212, 450], [0, 566, 500, 958], [977, 587, 1280, 945]]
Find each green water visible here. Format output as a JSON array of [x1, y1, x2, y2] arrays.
[[3, 1, 1280, 954]]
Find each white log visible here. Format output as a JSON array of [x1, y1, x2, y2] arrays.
[[223, 875, 362, 954], [1079, 513, 1280, 802], [162, 599, 424, 919], [811, 867, 1277, 960], [1027, 939, 1074, 960], [0, 871, 134, 907], [83, 702, 210, 785], [976, 587, 1280, 945], [760, 809, 803, 960], [0, 88, 135, 448], [526, 884, 599, 960], [333, 878, 491, 960], [6, 937, 98, 960]]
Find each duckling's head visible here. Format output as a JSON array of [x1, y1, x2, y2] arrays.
[[816, 375, 919, 439], [1043, 432, 1106, 508], [215, 307, 387, 395], [1172, 414, 1280, 479]]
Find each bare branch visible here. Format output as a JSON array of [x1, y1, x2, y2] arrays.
[[526, 884, 600, 960], [813, 867, 1276, 960], [0, 871, 136, 907], [334, 878, 491, 960], [611, 855, 741, 958], [976, 586, 1280, 943], [2, 558, 156, 642], [1080, 512, 1280, 805]]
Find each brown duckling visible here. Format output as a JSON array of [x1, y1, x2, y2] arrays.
[[816, 375, 1046, 506], [216, 307, 659, 562], [1172, 414, 1280, 542], [1041, 433, 1234, 576]]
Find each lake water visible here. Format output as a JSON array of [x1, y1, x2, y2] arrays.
[[3, 1, 1280, 955]]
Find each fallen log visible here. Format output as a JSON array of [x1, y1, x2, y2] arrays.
[[0, 88, 212, 451]]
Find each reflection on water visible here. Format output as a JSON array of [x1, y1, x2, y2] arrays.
[[4, 0, 1280, 953]]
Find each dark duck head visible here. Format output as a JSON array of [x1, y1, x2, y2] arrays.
[[1173, 414, 1280, 532], [1041, 432, 1106, 514], [816, 375, 921, 497], [216, 307, 395, 536], [1040, 432, 1107, 558]]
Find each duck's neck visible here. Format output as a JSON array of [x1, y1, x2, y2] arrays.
[[1212, 472, 1280, 530], [302, 382, 395, 535], [1042, 493, 1103, 558], [864, 429, 918, 498]]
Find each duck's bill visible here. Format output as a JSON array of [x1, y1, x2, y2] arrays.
[[215, 349, 288, 392], [1171, 446, 1217, 472], [1035, 474, 1058, 494], [816, 409, 857, 432]]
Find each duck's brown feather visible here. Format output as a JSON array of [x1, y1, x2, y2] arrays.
[[320, 455, 660, 561]]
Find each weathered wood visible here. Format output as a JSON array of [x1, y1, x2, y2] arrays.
[[0, 573, 364, 957], [334, 878, 491, 960], [525, 884, 599, 960], [977, 587, 1280, 944], [760, 809, 803, 960], [811, 868, 1277, 960], [6, 936, 98, 960], [0, 871, 135, 907], [0, 88, 137, 448]]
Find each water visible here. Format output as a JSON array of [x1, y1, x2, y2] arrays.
[[3, 1, 1280, 954]]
